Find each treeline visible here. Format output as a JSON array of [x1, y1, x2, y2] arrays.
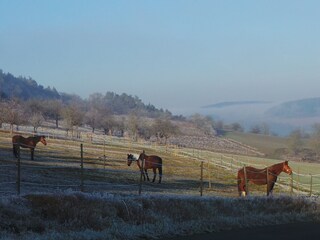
[[0, 69, 179, 118], [0, 70, 60, 100], [0, 96, 182, 142], [0, 69, 198, 142]]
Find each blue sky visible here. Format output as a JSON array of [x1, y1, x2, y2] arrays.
[[1, 0, 320, 114]]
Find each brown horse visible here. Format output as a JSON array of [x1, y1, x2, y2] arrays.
[[12, 135, 47, 160], [237, 161, 292, 197], [127, 151, 162, 183]]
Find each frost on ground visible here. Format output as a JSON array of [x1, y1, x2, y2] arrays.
[[0, 191, 319, 240]]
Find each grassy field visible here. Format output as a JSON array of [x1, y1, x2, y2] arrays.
[[225, 131, 290, 156], [1, 130, 320, 239], [1, 129, 320, 197]]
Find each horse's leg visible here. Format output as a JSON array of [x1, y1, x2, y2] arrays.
[[145, 169, 150, 181], [237, 174, 246, 197], [140, 167, 146, 181], [158, 167, 162, 183], [30, 148, 34, 160], [152, 168, 156, 182], [268, 177, 277, 196]]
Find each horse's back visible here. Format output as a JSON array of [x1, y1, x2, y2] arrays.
[[12, 135, 23, 143], [238, 166, 264, 178], [145, 155, 162, 167], [150, 155, 162, 164]]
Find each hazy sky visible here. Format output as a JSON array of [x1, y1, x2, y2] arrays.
[[1, 0, 320, 114]]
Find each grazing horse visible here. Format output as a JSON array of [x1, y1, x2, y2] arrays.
[[127, 151, 163, 183], [237, 161, 292, 197], [12, 135, 47, 160]]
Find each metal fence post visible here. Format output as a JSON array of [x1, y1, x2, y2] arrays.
[[200, 161, 203, 196], [80, 143, 84, 192], [310, 174, 313, 197], [138, 158, 144, 195], [16, 143, 21, 195], [208, 159, 211, 189], [290, 173, 294, 196]]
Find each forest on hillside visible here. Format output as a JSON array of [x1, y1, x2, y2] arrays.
[[0, 69, 217, 144], [0, 69, 175, 117]]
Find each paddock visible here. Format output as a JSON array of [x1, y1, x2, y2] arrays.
[[0, 131, 319, 197]]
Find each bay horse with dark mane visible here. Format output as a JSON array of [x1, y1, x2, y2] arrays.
[[12, 135, 47, 160], [237, 161, 292, 197], [127, 150, 162, 183]]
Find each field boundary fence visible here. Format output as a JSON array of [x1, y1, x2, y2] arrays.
[[0, 128, 319, 197]]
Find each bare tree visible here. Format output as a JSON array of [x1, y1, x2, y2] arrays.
[[29, 112, 45, 133], [287, 129, 303, 156], [85, 108, 103, 133], [2, 100, 26, 132], [126, 112, 140, 141], [151, 117, 178, 144], [43, 99, 64, 128], [190, 114, 216, 136], [250, 124, 261, 134], [63, 104, 84, 138], [100, 115, 117, 135], [309, 123, 320, 159], [231, 122, 244, 132]]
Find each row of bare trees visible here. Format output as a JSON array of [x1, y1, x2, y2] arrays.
[[286, 125, 320, 161], [0, 96, 185, 143]]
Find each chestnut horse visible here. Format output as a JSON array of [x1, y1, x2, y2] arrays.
[[237, 161, 292, 197], [127, 151, 162, 183], [12, 135, 47, 160]]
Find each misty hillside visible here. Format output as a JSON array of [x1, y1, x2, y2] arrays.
[[203, 101, 270, 108], [204, 98, 320, 119], [266, 98, 320, 118]]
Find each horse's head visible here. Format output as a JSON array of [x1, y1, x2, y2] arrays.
[[283, 161, 292, 175], [127, 154, 137, 166], [40, 136, 47, 145]]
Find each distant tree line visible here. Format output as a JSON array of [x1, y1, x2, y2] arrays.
[[0, 70, 189, 142], [0, 70, 173, 118]]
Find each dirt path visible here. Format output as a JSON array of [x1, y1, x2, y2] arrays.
[[166, 222, 320, 240]]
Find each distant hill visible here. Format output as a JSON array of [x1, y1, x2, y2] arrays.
[[203, 101, 270, 108], [0, 70, 60, 100], [266, 98, 320, 118], [0, 69, 173, 117]]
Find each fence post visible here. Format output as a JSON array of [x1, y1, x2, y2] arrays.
[[138, 158, 145, 195], [200, 161, 203, 196], [310, 174, 313, 197], [16, 143, 21, 195], [103, 139, 106, 170], [208, 159, 211, 188], [297, 168, 300, 195], [244, 166, 249, 196], [290, 173, 294, 196], [80, 143, 84, 192]]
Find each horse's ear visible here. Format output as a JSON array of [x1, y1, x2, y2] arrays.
[[285, 161, 288, 165], [143, 150, 145, 154]]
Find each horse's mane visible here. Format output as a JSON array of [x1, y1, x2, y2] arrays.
[[130, 154, 140, 161]]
